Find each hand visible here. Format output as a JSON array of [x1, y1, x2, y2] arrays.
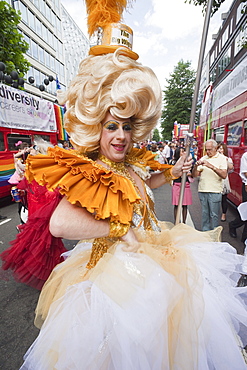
[[121, 228, 139, 253], [172, 153, 193, 178], [199, 160, 214, 170]]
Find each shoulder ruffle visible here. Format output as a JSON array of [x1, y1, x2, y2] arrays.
[[25, 147, 140, 224], [126, 147, 172, 171], [126, 147, 173, 181]]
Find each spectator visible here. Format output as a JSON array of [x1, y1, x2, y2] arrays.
[[163, 141, 170, 163], [157, 145, 166, 164], [217, 143, 234, 222], [172, 147, 193, 223], [169, 143, 176, 164], [192, 139, 227, 231], [63, 141, 70, 150], [229, 151, 247, 243]]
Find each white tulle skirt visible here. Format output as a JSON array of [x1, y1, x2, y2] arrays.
[[20, 224, 247, 370]]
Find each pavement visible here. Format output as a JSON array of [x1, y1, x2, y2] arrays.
[[0, 179, 246, 369]]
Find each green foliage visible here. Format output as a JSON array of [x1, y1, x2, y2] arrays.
[[186, 0, 247, 15], [240, 0, 247, 48], [185, 0, 226, 15], [0, 1, 30, 76], [152, 128, 160, 142], [161, 60, 196, 141]]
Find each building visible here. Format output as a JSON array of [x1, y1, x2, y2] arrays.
[[61, 6, 89, 88], [5, 0, 89, 102]]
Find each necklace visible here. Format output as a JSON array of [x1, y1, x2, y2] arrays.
[[98, 154, 138, 188], [98, 154, 126, 174]]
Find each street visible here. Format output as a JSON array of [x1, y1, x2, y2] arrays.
[[0, 178, 245, 369]]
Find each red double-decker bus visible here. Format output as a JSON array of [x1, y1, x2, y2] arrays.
[[198, 56, 247, 206]]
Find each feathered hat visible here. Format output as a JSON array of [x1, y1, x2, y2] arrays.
[[85, 0, 139, 60]]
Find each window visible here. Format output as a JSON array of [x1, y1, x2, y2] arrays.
[[214, 126, 225, 143], [18, 1, 28, 24], [222, 26, 229, 48], [48, 30, 54, 49], [39, 47, 45, 64], [227, 122, 242, 146], [0, 132, 4, 152], [46, 3, 52, 23], [36, 18, 42, 37], [234, 28, 246, 56], [31, 40, 39, 60], [50, 55, 55, 71], [236, 3, 245, 24], [23, 34, 31, 55], [28, 10, 36, 31], [40, 0, 45, 16], [7, 134, 31, 151], [244, 121, 247, 146], [218, 47, 231, 75], [33, 68, 40, 87], [45, 50, 50, 68], [210, 66, 217, 83]]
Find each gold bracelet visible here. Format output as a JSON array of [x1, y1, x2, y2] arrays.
[[163, 167, 179, 184], [109, 221, 130, 238]]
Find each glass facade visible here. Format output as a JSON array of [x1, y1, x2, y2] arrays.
[[61, 6, 90, 87], [10, 0, 88, 100]]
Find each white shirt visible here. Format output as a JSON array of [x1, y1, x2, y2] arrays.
[[240, 152, 247, 185], [163, 145, 170, 158]]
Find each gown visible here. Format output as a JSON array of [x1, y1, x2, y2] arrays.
[[0, 180, 66, 290], [19, 146, 247, 369]]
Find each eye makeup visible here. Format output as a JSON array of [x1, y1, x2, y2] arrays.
[[103, 120, 132, 131]]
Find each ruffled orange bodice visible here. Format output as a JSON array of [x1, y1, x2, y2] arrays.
[[25, 146, 172, 225]]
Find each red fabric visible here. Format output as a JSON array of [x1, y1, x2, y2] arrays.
[[0, 189, 67, 290], [18, 179, 58, 217]]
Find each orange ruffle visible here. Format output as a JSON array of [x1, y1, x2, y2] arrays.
[[25, 147, 141, 224], [126, 147, 173, 172]]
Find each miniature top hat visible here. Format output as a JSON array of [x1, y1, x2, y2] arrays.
[[85, 0, 139, 60]]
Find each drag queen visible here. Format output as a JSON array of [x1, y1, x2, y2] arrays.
[[19, 46, 247, 369]]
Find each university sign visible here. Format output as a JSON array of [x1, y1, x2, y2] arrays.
[[0, 83, 57, 132]]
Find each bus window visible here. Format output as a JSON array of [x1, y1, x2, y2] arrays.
[[7, 134, 31, 151], [244, 121, 247, 146], [33, 134, 51, 142], [227, 121, 242, 146], [214, 126, 225, 143], [0, 132, 4, 151]]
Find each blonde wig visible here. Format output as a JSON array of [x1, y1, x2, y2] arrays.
[[58, 48, 162, 154]]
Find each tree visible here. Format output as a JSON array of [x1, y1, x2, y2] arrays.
[[161, 60, 196, 141], [0, 1, 30, 76], [186, 0, 246, 14], [185, 0, 227, 14], [152, 128, 160, 142]]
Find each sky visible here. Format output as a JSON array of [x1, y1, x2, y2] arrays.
[[61, 0, 233, 89]]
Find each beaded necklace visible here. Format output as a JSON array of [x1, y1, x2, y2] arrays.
[[98, 154, 137, 187]]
